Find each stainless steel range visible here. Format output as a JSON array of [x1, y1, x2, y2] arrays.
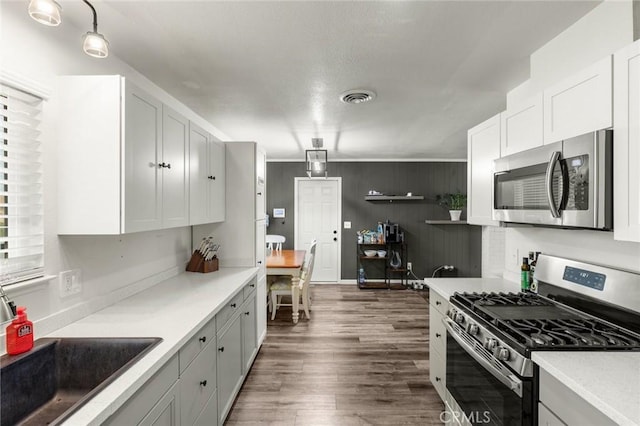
[[443, 254, 640, 425]]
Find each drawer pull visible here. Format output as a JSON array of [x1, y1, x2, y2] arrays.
[[230, 303, 237, 308], [435, 377, 441, 382], [435, 333, 441, 338], [200, 380, 207, 387], [436, 301, 442, 306], [250, 283, 255, 287], [245, 311, 250, 316], [199, 336, 206, 343], [218, 346, 225, 352]]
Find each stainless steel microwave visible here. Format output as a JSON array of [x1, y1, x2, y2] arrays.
[[493, 129, 612, 230]]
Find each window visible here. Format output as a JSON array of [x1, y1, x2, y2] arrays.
[[0, 84, 44, 285]]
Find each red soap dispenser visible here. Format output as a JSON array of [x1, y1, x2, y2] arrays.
[[6, 306, 34, 355]]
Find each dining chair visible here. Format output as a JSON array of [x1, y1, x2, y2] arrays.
[[269, 239, 317, 320], [266, 234, 286, 252]]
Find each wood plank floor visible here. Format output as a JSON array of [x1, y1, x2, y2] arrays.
[[225, 285, 444, 425]]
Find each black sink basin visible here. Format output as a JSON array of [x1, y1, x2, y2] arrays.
[[1, 337, 162, 426]]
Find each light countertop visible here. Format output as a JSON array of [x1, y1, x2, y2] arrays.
[[424, 277, 520, 300], [533, 351, 640, 426], [45, 267, 258, 426]]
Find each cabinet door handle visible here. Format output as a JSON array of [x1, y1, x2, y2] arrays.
[[257, 261, 263, 265], [257, 192, 262, 196], [436, 301, 441, 306], [435, 333, 441, 338], [166, 163, 171, 169], [230, 303, 236, 308], [218, 346, 225, 352], [435, 377, 441, 382], [333, 237, 337, 241], [199, 336, 206, 343], [245, 311, 250, 316], [250, 283, 255, 287], [200, 380, 207, 387], [333, 230, 337, 234]]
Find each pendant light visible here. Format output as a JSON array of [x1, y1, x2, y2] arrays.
[[81, 0, 109, 58], [305, 138, 328, 178], [27, 0, 109, 59], [28, 0, 62, 26]]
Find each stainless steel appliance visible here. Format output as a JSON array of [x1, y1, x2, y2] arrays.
[[444, 254, 640, 425], [493, 129, 612, 229], [381, 222, 401, 243]]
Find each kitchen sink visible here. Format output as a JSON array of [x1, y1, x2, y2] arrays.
[[0, 337, 162, 426]]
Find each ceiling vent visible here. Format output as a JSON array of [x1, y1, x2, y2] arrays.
[[340, 89, 376, 104]]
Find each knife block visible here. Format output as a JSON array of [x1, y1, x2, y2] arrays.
[[186, 251, 219, 273]]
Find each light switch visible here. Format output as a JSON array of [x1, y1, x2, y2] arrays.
[[344, 221, 351, 229]]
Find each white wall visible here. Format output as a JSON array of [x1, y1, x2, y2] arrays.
[[496, 0, 640, 282], [0, 4, 227, 348]]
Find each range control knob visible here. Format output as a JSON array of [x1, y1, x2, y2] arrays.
[[454, 312, 465, 325], [447, 308, 457, 320], [484, 337, 498, 351], [496, 347, 511, 361], [467, 323, 479, 336]]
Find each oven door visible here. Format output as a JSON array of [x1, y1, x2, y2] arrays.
[[443, 319, 534, 426]]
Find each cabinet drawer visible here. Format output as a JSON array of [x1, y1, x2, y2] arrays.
[[216, 292, 243, 333], [180, 342, 217, 426], [180, 316, 216, 373], [243, 279, 257, 300], [429, 310, 447, 356], [429, 289, 449, 316], [429, 349, 446, 402]]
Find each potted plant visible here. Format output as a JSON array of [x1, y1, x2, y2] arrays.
[[437, 192, 467, 221]]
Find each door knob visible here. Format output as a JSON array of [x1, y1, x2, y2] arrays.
[[333, 237, 337, 241], [333, 230, 337, 234]]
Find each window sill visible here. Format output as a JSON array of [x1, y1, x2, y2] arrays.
[[4, 275, 55, 297]]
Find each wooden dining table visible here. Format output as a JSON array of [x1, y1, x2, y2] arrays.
[[266, 249, 306, 323]]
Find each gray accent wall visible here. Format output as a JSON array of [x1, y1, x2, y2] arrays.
[[266, 161, 482, 280]]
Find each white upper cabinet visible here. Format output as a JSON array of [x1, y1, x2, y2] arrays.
[[500, 93, 543, 156], [189, 122, 226, 225], [543, 56, 613, 144], [467, 113, 501, 226], [58, 76, 189, 234], [613, 40, 640, 242], [160, 106, 189, 229]]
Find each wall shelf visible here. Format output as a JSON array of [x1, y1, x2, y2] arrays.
[[365, 195, 424, 202], [424, 220, 468, 225]]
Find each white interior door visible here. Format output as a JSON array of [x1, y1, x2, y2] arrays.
[[295, 178, 341, 283]]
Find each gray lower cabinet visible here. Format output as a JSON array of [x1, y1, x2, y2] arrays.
[[241, 291, 257, 373], [139, 381, 181, 426], [216, 314, 243, 424], [104, 355, 180, 425], [180, 342, 217, 425]]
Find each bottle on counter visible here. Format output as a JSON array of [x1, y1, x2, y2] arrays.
[[530, 252, 541, 292], [521, 257, 530, 291], [6, 306, 34, 355]]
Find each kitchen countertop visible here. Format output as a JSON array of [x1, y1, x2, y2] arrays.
[[533, 351, 640, 426], [424, 277, 520, 300], [44, 267, 258, 425]]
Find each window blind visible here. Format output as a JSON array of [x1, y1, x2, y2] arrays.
[[0, 84, 44, 285]]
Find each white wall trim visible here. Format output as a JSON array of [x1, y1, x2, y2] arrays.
[[1, 68, 51, 100]]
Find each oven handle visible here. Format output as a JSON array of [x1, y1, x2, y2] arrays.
[[442, 318, 523, 397], [545, 151, 562, 218]]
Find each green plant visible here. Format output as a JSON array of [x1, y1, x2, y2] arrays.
[[437, 192, 467, 210]]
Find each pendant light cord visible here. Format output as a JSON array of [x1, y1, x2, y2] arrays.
[[82, 0, 99, 33]]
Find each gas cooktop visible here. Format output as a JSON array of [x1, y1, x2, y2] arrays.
[[450, 291, 640, 352]]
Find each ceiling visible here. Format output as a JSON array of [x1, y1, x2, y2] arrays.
[[48, 1, 600, 160]]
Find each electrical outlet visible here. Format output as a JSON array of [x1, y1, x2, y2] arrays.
[[59, 269, 82, 298], [407, 262, 412, 272]]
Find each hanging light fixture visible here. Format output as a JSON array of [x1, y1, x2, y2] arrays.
[[306, 138, 328, 178], [81, 0, 109, 58], [28, 0, 62, 26], [27, 0, 109, 58]]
